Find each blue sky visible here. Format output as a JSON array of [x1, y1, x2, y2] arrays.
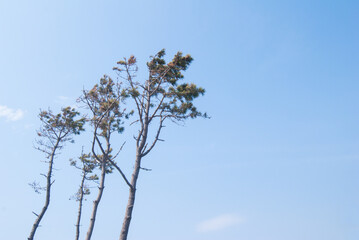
[[1, 1, 358, 239]]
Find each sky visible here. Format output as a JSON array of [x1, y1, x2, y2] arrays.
[[0, 0, 358, 239]]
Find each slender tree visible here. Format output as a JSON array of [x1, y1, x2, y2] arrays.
[[69, 150, 98, 240], [28, 107, 85, 240], [113, 49, 207, 240], [79, 76, 130, 240]]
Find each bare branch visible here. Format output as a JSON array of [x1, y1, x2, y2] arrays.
[[141, 117, 166, 157], [95, 135, 107, 156], [130, 119, 140, 126], [91, 131, 102, 163], [111, 141, 126, 161], [107, 158, 133, 190], [148, 94, 166, 123], [140, 167, 152, 171]]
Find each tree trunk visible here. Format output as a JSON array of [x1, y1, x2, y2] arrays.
[[85, 162, 106, 240], [28, 144, 58, 240], [119, 91, 149, 240], [119, 152, 142, 240], [75, 173, 86, 240]]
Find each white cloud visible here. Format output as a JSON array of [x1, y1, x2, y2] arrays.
[[196, 214, 243, 233], [58, 95, 70, 101], [58, 96, 70, 101], [0, 105, 25, 121], [55, 96, 79, 109], [55, 96, 71, 105]]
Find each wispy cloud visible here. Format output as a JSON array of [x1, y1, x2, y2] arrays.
[[196, 214, 243, 233], [0, 105, 24, 121], [55, 96, 70, 104], [58, 95, 70, 101], [55, 96, 79, 109]]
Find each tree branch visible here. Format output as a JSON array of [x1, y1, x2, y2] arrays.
[[110, 141, 126, 161], [148, 94, 166, 123], [141, 116, 166, 157], [107, 158, 133, 190], [91, 131, 102, 163]]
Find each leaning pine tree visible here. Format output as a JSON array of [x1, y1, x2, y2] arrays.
[[69, 150, 98, 240], [79, 76, 130, 240], [28, 107, 85, 240], [113, 49, 207, 240]]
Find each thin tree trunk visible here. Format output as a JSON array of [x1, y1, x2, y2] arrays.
[[28, 144, 58, 240], [119, 90, 149, 240], [85, 162, 106, 240], [75, 173, 86, 240], [119, 152, 141, 240]]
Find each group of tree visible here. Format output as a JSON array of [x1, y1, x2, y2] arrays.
[[28, 49, 207, 240]]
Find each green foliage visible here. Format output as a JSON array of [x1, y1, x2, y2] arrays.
[[70, 153, 98, 178], [70, 152, 98, 201], [79, 77, 127, 177], [80, 76, 130, 136], [36, 107, 86, 154], [114, 49, 206, 121], [39, 107, 85, 136]]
